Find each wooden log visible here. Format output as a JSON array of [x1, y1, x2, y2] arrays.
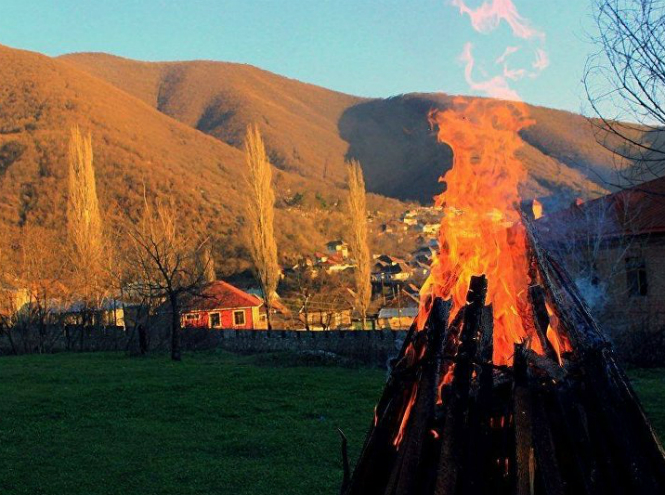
[[527, 284, 559, 363], [384, 298, 452, 495], [524, 349, 566, 383], [526, 221, 665, 490], [530, 390, 565, 495], [460, 304, 494, 495], [547, 380, 608, 495], [491, 387, 515, 495], [513, 344, 534, 495], [343, 317, 422, 495], [477, 304, 494, 364], [434, 275, 488, 495], [577, 348, 665, 494], [524, 223, 607, 354]]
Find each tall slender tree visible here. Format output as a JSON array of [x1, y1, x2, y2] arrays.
[[347, 160, 372, 329], [67, 125, 106, 311], [244, 124, 279, 330]]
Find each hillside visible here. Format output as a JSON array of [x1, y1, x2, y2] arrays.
[[0, 44, 403, 275], [62, 53, 627, 208], [58, 52, 362, 187], [0, 45, 644, 278]]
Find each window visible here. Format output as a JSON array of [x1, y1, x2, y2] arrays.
[[209, 312, 221, 328], [233, 310, 246, 327], [626, 257, 648, 297], [185, 314, 198, 321]]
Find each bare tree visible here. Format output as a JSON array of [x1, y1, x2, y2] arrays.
[[18, 226, 71, 353], [66, 126, 108, 312], [0, 243, 20, 354], [127, 198, 208, 361], [585, 0, 665, 185], [0, 227, 71, 354], [244, 124, 279, 330], [540, 191, 641, 308], [347, 160, 372, 329]]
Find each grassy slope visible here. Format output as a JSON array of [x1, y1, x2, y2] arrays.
[[0, 352, 663, 495], [629, 368, 665, 438]]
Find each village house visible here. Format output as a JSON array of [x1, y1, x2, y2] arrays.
[[401, 211, 419, 226], [408, 259, 430, 280], [180, 280, 267, 330], [372, 255, 412, 284], [377, 306, 418, 330], [62, 298, 133, 328], [0, 282, 30, 317], [323, 256, 354, 274], [416, 222, 439, 235], [535, 175, 665, 342], [1, 279, 74, 324], [412, 245, 436, 263], [380, 220, 408, 235], [299, 308, 353, 330], [325, 240, 349, 259]]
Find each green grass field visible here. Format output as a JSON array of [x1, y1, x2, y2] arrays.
[[0, 352, 663, 495]]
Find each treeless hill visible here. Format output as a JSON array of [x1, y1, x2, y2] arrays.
[[0, 44, 403, 275], [62, 52, 629, 208]]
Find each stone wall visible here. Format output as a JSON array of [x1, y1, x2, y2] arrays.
[[212, 329, 408, 366], [0, 324, 408, 366]]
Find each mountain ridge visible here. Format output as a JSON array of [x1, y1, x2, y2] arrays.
[[61, 51, 624, 208], [1, 44, 399, 275], [0, 44, 638, 277]]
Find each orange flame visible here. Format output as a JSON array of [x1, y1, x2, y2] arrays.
[[545, 301, 572, 365], [532, 199, 543, 219], [393, 383, 418, 447], [420, 97, 540, 365]]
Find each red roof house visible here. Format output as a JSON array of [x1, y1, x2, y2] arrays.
[[180, 281, 266, 330], [535, 176, 665, 242]]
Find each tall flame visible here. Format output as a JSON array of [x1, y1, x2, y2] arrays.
[[420, 97, 541, 365], [391, 0, 560, 448]]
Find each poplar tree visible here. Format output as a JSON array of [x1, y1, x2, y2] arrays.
[[244, 124, 279, 330], [347, 160, 372, 329], [67, 125, 105, 311]]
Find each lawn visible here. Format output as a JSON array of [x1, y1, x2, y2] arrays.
[[0, 352, 663, 495]]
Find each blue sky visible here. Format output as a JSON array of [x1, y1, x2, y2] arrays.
[[1, 1, 597, 113]]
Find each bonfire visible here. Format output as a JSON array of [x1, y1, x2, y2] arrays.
[[340, 98, 665, 495]]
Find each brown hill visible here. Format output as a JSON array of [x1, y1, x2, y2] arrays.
[[61, 53, 627, 208], [0, 44, 403, 275], [58, 52, 362, 186], [0, 45, 642, 279]]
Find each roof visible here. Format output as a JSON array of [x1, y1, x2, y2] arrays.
[[324, 253, 350, 266], [182, 280, 263, 312], [375, 262, 411, 274], [326, 240, 347, 247], [535, 175, 665, 242], [378, 307, 419, 319], [66, 298, 132, 313]]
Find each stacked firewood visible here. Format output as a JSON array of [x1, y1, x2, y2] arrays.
[[341, 228, 665, 495]]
